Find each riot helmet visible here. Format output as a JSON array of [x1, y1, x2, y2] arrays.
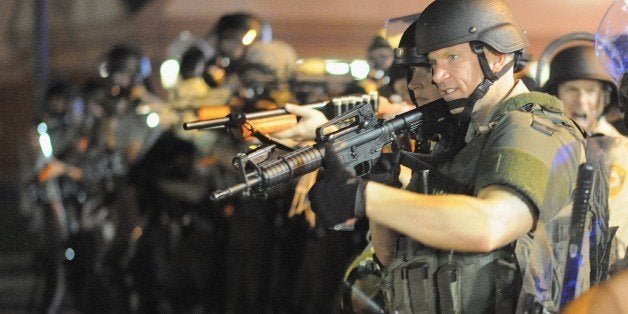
[[103, 44, 151, 97], [45, 82, 75, 119], [180, 45, 211, 80], [544, 45, 617, 101], [238, 40, 297, 98], [367, 34, 394, 73], [414, 0, 528, 56], [41, 81, 84, 156], [43, 80, 83, 132], [394, 20, 428, 66], [211, 12, 272, 62], [391, 19, 438, 107], [545, 44, 618, 133], [414, 0, 528, 117]]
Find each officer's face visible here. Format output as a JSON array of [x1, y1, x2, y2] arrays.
[[407, 65, 441, 106], [218, 31, 248, 61], [558, 79, 607, 132], [428, 43, 484, 102], [368, 47, 394, 72]]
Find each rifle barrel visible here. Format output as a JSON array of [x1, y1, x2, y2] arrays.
[[182, 101, 329, 130]]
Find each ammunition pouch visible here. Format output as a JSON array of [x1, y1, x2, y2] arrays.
[[380, 237, 520, 314]]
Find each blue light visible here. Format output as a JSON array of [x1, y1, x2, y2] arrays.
[[65, 248, 75, 261]]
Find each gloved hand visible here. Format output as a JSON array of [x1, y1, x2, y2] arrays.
[[308, 144, 367, 229], [365, 138, 402, 188]]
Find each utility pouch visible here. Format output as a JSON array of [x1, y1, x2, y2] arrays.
[[494, 254, 520, 314], [381, 244, 439, 313], [436, 263, 461, 314]]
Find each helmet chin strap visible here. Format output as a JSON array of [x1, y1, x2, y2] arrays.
[[446, 42, 516, 120]]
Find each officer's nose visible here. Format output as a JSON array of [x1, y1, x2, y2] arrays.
[[431, 62, 448, 86]]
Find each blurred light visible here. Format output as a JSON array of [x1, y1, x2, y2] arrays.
[[160, 59, 180, 90], [37, 122, 48, 135], [132, 226, 143, 240], [98, 62, 109, 78], [39, 133, 53, 159], [350, 60, 370, 80], [146, 112, 160, 128], [326, 61, 350, 75], [65, 248, 75, 261], [179, 30, 192, 41], [242, 29, 258, 46], [528, 61, 549, 87], [297, 58, 327, 75], [102, 221, 115, 242]]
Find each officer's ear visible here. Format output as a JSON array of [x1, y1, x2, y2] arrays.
[[602, 86, 612, 106], [485, 46, 511, 74]]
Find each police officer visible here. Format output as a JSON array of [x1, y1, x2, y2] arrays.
[[233, 39, 297, 112], [204, 12, 272, 91], [28, 81, 85, 313], [98, 43, 173, 312], [307, 0, 585, 313], [376, 18, 443, 121], [545, 43, 628, 265], [359, 33, 395, 96], [564, 1, 628, 310], [221, 39, 303, 313], [340, 17, 445, 313], [544, 44, 623, 136]]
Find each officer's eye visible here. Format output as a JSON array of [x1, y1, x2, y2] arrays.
[[448, 54, 458, 62], [563, 86, 579, 94], [428, 61, 436, 73]]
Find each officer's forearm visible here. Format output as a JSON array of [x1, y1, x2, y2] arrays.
[[369, 220, 399, 266], [365, 182, 533, 252]]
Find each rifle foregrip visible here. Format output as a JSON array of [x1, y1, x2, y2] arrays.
[[210, 146, 324, 201], [259, 146, 324, 187]]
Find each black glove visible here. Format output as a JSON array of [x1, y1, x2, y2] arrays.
[[365, 139, 402, 188], [308, 144, 367, 229]]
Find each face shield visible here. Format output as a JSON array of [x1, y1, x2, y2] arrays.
[[595, 0, 627, 84], [384, 13, 421, 65], [596, 0, 628, 127]]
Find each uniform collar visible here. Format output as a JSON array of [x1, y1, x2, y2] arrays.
[[465, 80, 530, 141]]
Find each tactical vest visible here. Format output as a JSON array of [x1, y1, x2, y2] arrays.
[[380, 92, 587, 314]]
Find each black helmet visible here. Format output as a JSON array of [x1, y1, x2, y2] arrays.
[[414, 0, 528, 56], [45, 81, 77, 118], [391, 18, 431, 107], [414, 0, 528, 118], [212, 12, 272, 46], [180, 45, 211, 80], [103, 44, 151, 89], [544, 45, 616, 97], [394, 20, 429, 66]]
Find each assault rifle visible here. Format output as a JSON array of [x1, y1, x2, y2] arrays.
[[182, 92, 379, 139], [210, 98, 451, 201]]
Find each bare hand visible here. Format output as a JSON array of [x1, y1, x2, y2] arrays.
[[377, 96, 416, 120], [271, 103, 329, 142]]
